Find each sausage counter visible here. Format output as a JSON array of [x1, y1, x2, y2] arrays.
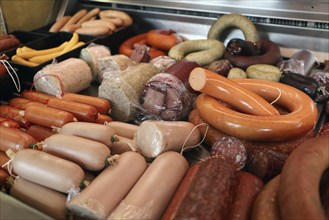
[[0, 0, 329, 219]]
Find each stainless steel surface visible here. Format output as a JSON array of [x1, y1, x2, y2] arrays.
[[63, 0, 328, 60]]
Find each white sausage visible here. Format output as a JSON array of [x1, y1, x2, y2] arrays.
[[11, 149, 84, 193], [108, 151, 189, 219], [67, 151, 147, 219], [106, 121, 138, 139]]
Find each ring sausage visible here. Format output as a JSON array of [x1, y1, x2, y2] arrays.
[[208, 13, 259, 42], [189, 67, 279, 116], [146, 29, 183, 51], [99, 9, 133, 26], [195, 78, 318, 142], [279, 136, 328, 220]]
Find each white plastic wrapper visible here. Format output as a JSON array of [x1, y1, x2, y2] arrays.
[[33, 58, 92, 97], [80, 44, 111, 81]]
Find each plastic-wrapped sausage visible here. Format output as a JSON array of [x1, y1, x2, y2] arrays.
[[33, 58, 92, 96]]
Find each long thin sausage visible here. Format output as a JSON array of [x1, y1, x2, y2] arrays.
[[279, 136, 328, 220], [67, 151, 147, 219], [11, 149, 85, 193], [109, 151, 189, 220], [189, 67, 279, 116], [196, 79, 318, 141]]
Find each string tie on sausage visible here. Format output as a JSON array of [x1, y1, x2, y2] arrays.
[[0, 59, 21, 93], [270, 87, 282, 105], [180, 122, 209, 154]]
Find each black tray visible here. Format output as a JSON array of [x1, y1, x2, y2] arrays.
[[5, 32, 97, 82]]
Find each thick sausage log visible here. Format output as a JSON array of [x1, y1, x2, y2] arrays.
[[0, 105, 30, 128], [0, 116, 20, 128], [21, 90, 54, 104], [10, 177, 69, 220], [0, 126, 37, 152], [26, 125, 55, 142], [134, 120, 201, 158], [251, 174, 282, 220], [109, 151, 189, 220], [11, 149, 85, 193], [25, 105, 75, 128], [67, 151, 147, 219], [189, 67, 279, 116], [58, 122, 115, 146], [162, 155, 236, 220], [9, 97, 45, 109], [42, 134, 111, 171], [279, 136, 328, 220], [47, 98, 98, 122], [106, 121, 138, 139]]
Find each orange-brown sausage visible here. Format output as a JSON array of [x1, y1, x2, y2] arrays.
[[21, 90, 54, 104], [195, 78, 318, 142], [47, 98, 98, 122], [25, 105, 75, 128], [189, 67, 279, 116], [62, 93, 110, 115], [279, 136, 328, 220], [146, 29, 183, 51], [119, 33, 166, 58], [9, 97, 45, 109], [0, 116, 20, 128], [0, 151, 10, 169], [95, 114, 113, 124], [0, 126, 37, 153], [0, 105, 30, 128], [26, 125, 55, 142]]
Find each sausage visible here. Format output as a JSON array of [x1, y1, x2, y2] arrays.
[[0, 168, 9, 189], [67, 151, 147, 219], [189, 67, 279, 116], [42, 134, 111, 171], [62, 93, 111, 115], [49, 16, 71, 32], [76, 8, 101, 26], [279, 136, 328, 220], [21, 90, 54, 104], [129, 44, 151, 63], [207, 59, 233, 77], [58, 122, 115, 146], [106, 121, 138, 139], [162, 155, 235, 220], [0, 105, 30, 128], [61, 9, 88, 30], [227, 171, 264, 220], [109, 151, 189, 220], [81, 19, 116, 32], [0, 36, 21, 52], [11, 149, 85, 193], [168, 39, 225, 66], [110, 135, 137, 154], [251, 174, 282, 220], [211, 136, 247, 171], [25, 105, 75, 128], [246, 64, 282, 82], [9, 97, 45, 109], [95, 114, 113, 124], [99, 9, 133, 26], [10, 177, 69, 220], [101, 17, 124, 27], [0, 116, 20, 128], [75, 26, 111, 36], [47, 98, 98, 122], [118, 33, 166, 58], [61, 24, 80, 33], [0, 151, 10, 169], [208, 13, 259, 42], [134, 120, 201, 158], [26, 125, 55, 142], [149, 55, 176, 71], [196, 78, 318, 142], [146, 29, 183, 51], [224, 39, 282, 70]]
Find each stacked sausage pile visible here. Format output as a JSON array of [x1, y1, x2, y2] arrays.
[[49, 8, 133, 36], [0, 12, 328, 220]]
